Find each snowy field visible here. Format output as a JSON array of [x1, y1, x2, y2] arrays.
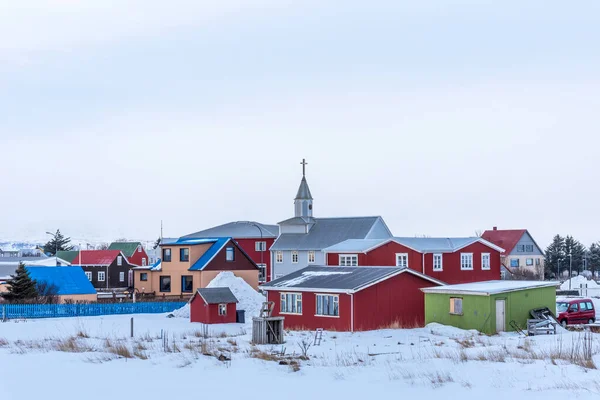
[[1, 313, 600, 400]]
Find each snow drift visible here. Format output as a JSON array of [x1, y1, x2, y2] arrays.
[[560, 275, 600, 291]]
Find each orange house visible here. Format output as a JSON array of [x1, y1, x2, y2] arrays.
[[133, 237, 259, 296]]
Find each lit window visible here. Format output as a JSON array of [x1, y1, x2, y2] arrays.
[[280, 293, 302, 314], [308, 251, 315, 264], [226, 247, 235, 261], [481, 253, 491, 270], [433, 254, 443, 271], [396, 253, 409, 269], [276, 251, 283, 263], [450, 298, 463, 315], [460, 253, 473, 270], [316, 294, 339, 317], [339, 255, 358, 266], [291, 251, 299, 263]]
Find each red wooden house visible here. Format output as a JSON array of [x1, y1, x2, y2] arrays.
[[261, 266, 443, 332], [108, 242, 149, 267], [190, 287, 238, 324], [323, 237, 505, 285]]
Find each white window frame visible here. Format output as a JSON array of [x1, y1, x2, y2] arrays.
[[255, 241, 267, 252], [142, 258, 147, 266], [339, 254, 358, 266], [119, 271, 125, 282], [433, 254, 443, 271], [280, 292, 302, 314], [275, 251, 283, 264], [218, 304, 227, 316], [461, 253, 474, 270], [137, 245, 142, 253], [85, 271, 92, 281], [117, 256, 122, 266], [481, 253, 491, 270], [308, 250, 316, 264], [225, 247, 235, 261], [257, 263, 267, 283], [98, 271, 106, 282], [315, 294, 339, 318], [395, 253, 409, 269], [291, 251, 299, 264], [450, 297, 463, 315]]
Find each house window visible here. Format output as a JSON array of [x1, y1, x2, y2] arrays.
[[525, 245, 534, 252], [257, 264, 267, 283], [280, 293, 302, 314], [140, 273, 148, 281], [226, 247, 235, 261], [535, 258, 541, 266], [181, 276, 193, 292], [510, 258, 520, 268], [450, 298, 463, 315], [98, 271, 106, 282], [119, 272, 125, 282], [460, 253, 473, 270], [481, 253, 491, 270], [117, 256, 122, 266], [162, 248, 172, 262], [180, 248, 189, 262], [276, 251, 283, 263], [291, 251, 299, 264], [433, 254, 443, 271], [142, 258, 147, 266], [159, 276, 171, 292], [308, 251, 315, 264], [339, 254, 358, 266], [138, 245, 142, 253], [396, 253, 409, 269], [517, 245, 525, 252], [218, 304, 227, 316], [526, 258, 534, 266], [85, 271, 92, 281], [255, 241, 267, 252], [316, 294, 339, 317]]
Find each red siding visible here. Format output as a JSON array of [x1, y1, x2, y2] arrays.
[[353, 271, 438, 330], [326, 241, 422, 270], [190, 296, 237, 324], [127, 248, 149, 267], [234, 238, 275, 282], [267, 290, 352, 331], [203, 241, 259, 272]]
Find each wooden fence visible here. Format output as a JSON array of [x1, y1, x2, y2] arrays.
[[1, 302, 187, 320]]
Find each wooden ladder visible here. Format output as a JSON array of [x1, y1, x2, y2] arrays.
[[314, 328, 324, 346]]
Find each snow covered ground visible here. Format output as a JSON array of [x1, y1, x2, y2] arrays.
[[1, 314, 600, 399]]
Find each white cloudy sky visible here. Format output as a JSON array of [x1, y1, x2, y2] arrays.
[[1, 0, 599, 248]]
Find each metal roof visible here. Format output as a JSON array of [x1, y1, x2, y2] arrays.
[[481, 229, 544, 256], [26, 266, 97, 295], [188, 238, 231, 271], [74, 250, 123, 266], [56, 251, 79, 263], [182, 221, 279, 239], [108, 242, 142, 256], [194, 287, 238, 304], [271, 217, 386, 250], [323, 237, 505, 254], [421, 280, 558, 296], [261, 266, 444, 293], [295, 176, 313, 200]]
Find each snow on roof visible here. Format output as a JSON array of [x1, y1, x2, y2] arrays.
[[421, 280, 559, 296], [273, 271, 353, 287]]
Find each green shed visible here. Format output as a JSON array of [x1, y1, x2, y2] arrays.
[[421, 280, 558, 334]]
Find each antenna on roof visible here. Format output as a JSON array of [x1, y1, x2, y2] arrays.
[[160, 220, 163, 240]]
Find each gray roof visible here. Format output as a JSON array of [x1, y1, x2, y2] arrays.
[[262, 266, 443, 293], [195, 287, 238, 304], [421, 280, 558, 296], [271, 217, 385, 250], [323, 237, 504, 253], [0, 256, 53, 263], [295, 176, 313, 200], [182, 222, 279, 239], [278, 216, 316, 225]]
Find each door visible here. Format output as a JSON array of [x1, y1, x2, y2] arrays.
[[495, 299, 506, 333]]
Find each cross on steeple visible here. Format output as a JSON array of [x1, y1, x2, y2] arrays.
[[300, 158, 308, 177]]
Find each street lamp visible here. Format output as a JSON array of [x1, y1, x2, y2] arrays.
[[235, 221, 265, 282], [45, 231, 58, 257]]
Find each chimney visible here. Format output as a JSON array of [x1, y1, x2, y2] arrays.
[[493, 226, 497, 231]]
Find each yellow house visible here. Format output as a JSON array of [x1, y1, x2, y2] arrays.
[[133, 237, 259, 297]]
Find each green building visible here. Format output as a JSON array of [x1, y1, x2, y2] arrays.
[[421, 281, 558, 334]]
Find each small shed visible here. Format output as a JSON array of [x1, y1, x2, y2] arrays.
[[421, 280, 558, 334], [190, 287, 238, 324]]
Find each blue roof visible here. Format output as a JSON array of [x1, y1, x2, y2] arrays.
[[25, 267, 97, 295], [188, 238, 231, 271], [173, 238, 220, 245]]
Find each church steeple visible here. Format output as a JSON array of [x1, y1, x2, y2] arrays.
[[295, 159, 313, 217]]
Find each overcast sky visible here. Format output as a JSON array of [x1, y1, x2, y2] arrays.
[[1, 0, 599, 248]]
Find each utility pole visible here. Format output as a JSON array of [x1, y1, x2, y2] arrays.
[[569, 252, 573, 290]]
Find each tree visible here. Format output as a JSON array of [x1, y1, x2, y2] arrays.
[[43, 230, 73, 255], [96, 243, 109, 250], [153, 237, 161, 250], [564, 235, 587, 275], [544, 235, 566, 279], [2, 263, 38, 302], [36, 281, 60, 304], [588, 242, 600, 278]]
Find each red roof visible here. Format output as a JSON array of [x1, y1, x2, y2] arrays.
[[481, 229, 527, 255], [72, 250, 123, 266]]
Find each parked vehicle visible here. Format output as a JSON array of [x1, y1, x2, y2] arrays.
[[556, 298, 596, 326]]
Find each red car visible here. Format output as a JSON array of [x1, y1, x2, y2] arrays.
[[556, 299, 596, 326]]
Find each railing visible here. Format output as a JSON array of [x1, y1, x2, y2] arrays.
[[1, 302, 187, 320]]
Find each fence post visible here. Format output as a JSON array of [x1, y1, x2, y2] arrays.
[[130, 317, 134, 338]]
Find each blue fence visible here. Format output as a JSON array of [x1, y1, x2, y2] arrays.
[[1, 302, 187, 319]]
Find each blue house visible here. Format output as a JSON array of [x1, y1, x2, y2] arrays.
[[26, 267, 97, 303]]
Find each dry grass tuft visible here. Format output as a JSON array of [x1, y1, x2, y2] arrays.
[[108, 343, 134, 359], [54, 337, 93, 353], [0, 338, 9, 347], [76, 330, 90, 339], [227, 338, 237, 346]]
